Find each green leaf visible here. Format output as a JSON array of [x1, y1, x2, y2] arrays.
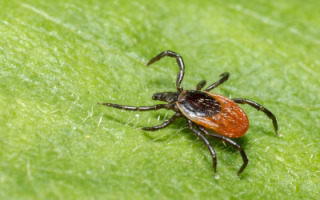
[[1, 0, 319, 199]]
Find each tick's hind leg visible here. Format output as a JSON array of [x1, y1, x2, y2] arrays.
[[98, 102, 175, 111], [204, 72, 229, 92], [232, 98, 278, 134], [198, 126, 248, 176], [187, 120, 217, 173], [142, 113, 181, 131]]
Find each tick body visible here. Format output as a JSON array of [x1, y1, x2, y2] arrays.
[[177, 91, 249, 138], [99, 50, 278, 176]]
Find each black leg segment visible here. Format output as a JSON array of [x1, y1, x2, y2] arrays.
[[142, 113, 181, 131], [187, 120, 217, 173], [205, 72, 230, 92], [196, 80, 207, 90], [98, 102, 175, 111], [198, 126, 248, 176], [232, 98, 278, 134], [147, 50, 185, 92]]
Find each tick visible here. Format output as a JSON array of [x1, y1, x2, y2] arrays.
[[99, 50, 278, 176]]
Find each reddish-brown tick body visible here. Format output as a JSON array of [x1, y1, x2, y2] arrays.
[[176, 90, 249, 138]]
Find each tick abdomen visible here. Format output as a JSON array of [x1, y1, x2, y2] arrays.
[[177, 91, 249, 138]]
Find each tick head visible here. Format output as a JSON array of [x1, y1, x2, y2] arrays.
[[152, 92, 179, 103]]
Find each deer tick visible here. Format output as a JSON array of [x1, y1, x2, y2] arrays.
[[99, 50, 278, 176]]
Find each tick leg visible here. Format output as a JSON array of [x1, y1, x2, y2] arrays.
[[198, 126, 248, 176], [187, 120, 217, 173], [98, 102, 175, 111], [204, 72, 229, 92], [142, 113, 181, 131], [147, 50, 185, 92], [232, 98, 278, 134], [196, 80, 207, 90]]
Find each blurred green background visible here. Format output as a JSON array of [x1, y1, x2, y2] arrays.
[[1, 0, 319, 199]]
